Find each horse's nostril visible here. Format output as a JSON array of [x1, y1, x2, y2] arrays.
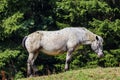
[[98, 53, 104, 58]]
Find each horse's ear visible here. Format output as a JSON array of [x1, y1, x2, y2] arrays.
[[96, 36, 99, 41]]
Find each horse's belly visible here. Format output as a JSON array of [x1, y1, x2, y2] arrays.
[[40, 49, 65, 55]]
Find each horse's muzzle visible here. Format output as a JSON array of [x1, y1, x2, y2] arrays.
[[98, 52, 104, 58]]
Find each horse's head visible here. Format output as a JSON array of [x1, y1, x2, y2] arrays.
[[91, 36, 104, 58]]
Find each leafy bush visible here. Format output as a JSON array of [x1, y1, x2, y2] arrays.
[[14, 71, 24, 80], [0, 0, 120, 79]]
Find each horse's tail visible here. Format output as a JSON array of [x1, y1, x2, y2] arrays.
[[22, 36, 28, 49]]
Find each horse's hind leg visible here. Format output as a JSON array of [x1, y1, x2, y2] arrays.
[[27, 52, 38, 77], [32, 52, 39, 76], [27, 53, 34, 77]]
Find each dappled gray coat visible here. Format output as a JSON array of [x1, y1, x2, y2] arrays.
[[22, 27, 103, 77]]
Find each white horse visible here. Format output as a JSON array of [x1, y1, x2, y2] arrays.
[[22, 27, 104, 77]]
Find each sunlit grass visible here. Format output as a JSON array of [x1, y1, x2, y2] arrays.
[[20, 67, 120, 80]]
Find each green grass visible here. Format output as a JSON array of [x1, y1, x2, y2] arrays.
[[19, 67, 120, 80]]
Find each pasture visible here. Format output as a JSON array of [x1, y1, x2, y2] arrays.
[[20, 67, 120, 80]]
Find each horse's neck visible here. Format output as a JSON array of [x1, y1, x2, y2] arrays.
[[82, 40, 93, 45], [77, 30, 96, 45]]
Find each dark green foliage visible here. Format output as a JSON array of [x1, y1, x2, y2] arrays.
[[89, 19, 120, 49], [0, 0, 120, 79]]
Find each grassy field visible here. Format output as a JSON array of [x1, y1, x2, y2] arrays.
[[20, 67, 120, 80]]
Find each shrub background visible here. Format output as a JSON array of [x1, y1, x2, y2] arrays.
[[0, 0, 120, 79]]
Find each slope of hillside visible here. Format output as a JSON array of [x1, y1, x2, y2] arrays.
[[20, 67, 120, 80]]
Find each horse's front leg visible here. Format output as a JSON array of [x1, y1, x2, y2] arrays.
[[65, 48, 74, 71]]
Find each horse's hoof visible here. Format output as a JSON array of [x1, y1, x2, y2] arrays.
[[64, 69, 69, 72], [27, 74, 33, 78]]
